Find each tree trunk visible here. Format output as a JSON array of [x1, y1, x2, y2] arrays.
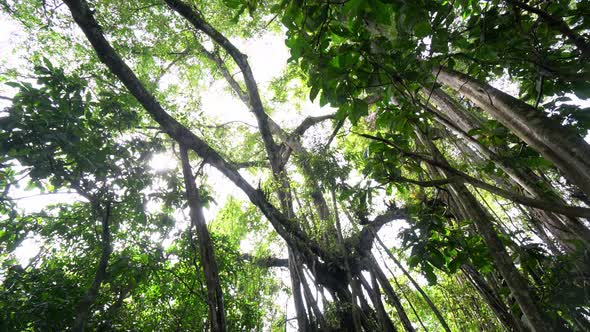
[[435, 67, 590, 198], [425, 88, 590, 250], [288, 249, 311, 332], [370, 256, 416, 332], [331, 189, 363, 331], [359, 273, 397, 332], [462, 264, 526, 332], [73, 202, 112, 332], [300, 271, 330, 331], [180, 146, 227, 332], [375, 235, 451, 332], [415, 129, 556, 332]]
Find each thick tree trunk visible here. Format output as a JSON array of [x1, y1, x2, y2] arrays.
[[435, 67, 590, 198], [370, 256, 416, 332], [415, 129, 556, 332], [180, 147, 227, 332], [426, 88, 590, 250], [73, 202, 112, 332], [359, 273, 397, 332]]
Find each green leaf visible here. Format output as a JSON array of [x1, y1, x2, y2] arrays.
[[309, 85, 320, 102], [414, 21, 431, 38], [428, 248, 446, 269], [343, 0, 365, 16], [349, 99, 368, 125], [423, 264, 438, 285]]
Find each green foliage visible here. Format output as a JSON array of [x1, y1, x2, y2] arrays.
[[1, 0, 589, 330], [400, 202, 493, 285]]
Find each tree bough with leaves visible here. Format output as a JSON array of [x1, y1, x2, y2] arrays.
[[1, 0, 589, 331]]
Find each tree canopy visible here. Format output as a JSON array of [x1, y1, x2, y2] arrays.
[[0, 0, 589, 331]]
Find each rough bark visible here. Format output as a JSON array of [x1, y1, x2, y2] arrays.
[[180, 146, 226, 332], [415, 129, 555, 332], [425, 88, 590, 250], [436, 67, 590, 198]]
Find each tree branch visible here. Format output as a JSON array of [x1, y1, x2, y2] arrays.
[[358, 132, 590, 218], [356, 208, 409, 257], [194, 41, 249, 104], [234, 160, 270, 169], [73, 201, 111, 332], [505, 0, 590, 58], [163, 0, 280, 168], [61, 0, 327, 263], [292, 114, 335, 137], [241, 253, 289, 268]]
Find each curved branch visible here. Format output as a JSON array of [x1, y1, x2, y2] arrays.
[[61, 0, 327, 263], [356, 208, 409, 256], [163, 0, 280, 167], [292, 114, 336, 137], [505, 0, 590, 58]]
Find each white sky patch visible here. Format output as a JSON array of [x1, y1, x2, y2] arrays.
[[13, 235, 43, 267], [233, 33, 290, 86], [0, 12, 25, 110], [201, 79, 254, 124], [7, 164, 85, 214], [11, 191, 83, 213], [150, 152, 177, 171], [0, 12, 26, 71]]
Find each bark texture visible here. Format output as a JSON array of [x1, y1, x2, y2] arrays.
[[415, 129, 555, 332], [436, 67, 590, 198], [180, 146, 226, 332], [425, 88, 590, 250]]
